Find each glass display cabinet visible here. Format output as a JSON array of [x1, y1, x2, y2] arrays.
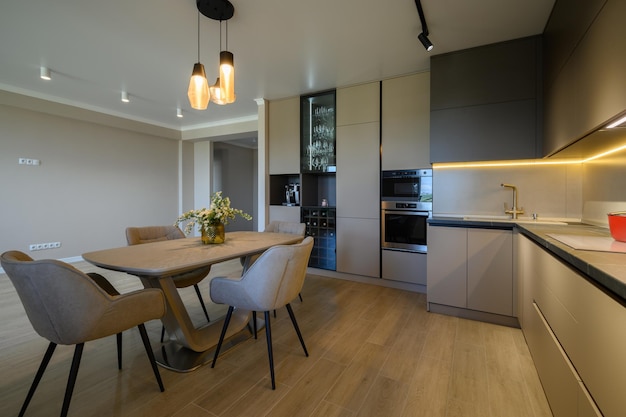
[[301, 90, 336, 173]]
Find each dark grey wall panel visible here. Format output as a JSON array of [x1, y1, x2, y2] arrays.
[[431, 100, 538, 163], [431, 37, 539, 111]]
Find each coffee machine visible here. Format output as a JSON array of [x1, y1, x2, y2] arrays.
[[284, 183, 300, 206]]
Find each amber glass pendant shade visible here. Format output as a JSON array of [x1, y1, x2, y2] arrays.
[[219, 51, 235, 104], [188, 63, 210, 110]]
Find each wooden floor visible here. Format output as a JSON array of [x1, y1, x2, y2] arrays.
[[0, 259, 553, 417]]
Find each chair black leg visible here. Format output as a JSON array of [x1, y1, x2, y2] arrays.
[[212, 306, 234, 368], [160, 325, 166, 343], [60, 343, 84, 417], [264, 311, 276, 390], [252, 311, 257, 339], [19, 342, 57, 417], [194, 284, 211, 323], [137, 324, 164, 392], [298, 292, 303, 302], [285, 303, 309, 357], [116, 332, 123, 369]]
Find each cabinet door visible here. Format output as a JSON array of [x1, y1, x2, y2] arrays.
[[269, 97, 300, 174], [381, 73, 430, 170], [336, 122, 380, 219], [336, 82, 380, 126], [336, 217, 379, 277], [426, 226, 467, 308], [467, 229, 513, 316]]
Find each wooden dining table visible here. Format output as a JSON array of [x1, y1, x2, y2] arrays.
[[82, 231, 303, 372]]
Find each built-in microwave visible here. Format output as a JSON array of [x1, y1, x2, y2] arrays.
[[381, 169, 432, 203]]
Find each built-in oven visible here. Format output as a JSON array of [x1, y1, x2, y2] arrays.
[[381, 168, 432, 254], [381, 201, 430, 253]]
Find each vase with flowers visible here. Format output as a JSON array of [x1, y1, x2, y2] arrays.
[[175, 191, 252, 244]]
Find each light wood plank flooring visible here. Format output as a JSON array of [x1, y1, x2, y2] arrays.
[[0, 259, 552, 417]]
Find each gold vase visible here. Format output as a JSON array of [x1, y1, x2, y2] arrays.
[[201, 222, 225, 244]]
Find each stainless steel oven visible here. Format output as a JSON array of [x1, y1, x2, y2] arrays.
[[381, 201, 430, 253], [381, 169, 432, 253]]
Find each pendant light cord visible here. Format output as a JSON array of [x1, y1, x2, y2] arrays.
[[197, 12, 200, 61]]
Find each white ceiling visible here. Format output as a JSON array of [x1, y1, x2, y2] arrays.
[[0, 0, 555, 137]]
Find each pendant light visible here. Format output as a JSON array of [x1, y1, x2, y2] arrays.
[[210, 77, 227, 105], [188, 11, 210, 110], [218, 20, 235, 104]]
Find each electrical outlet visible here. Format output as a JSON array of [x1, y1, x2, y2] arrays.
[[29, 241, 61, 251], [18, 157, 40, 166]]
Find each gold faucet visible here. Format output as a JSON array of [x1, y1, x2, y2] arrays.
[[501, 183, 524, 219]]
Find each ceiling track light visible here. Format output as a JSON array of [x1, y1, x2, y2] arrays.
[[40, 66, 51, 80], [121, 91, 129, 102], [177, 107, 183, 118], [414, 0, 434, 52]]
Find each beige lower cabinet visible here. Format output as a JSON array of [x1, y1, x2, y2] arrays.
[[336, 217, 379, 277], [427, 226, 514, 317], [518, 234, 620, 417]]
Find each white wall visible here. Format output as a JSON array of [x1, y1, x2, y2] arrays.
[[0, 105, 180, 259]]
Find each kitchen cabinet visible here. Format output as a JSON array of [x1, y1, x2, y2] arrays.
[[268, 97, 300, 175], [336, 82, 379, 126], [381, 73, 430, 170], [430, 36, 542, 162], [427, 225, 515, 322], [518, 233, 622, 417], [335, 82, 380, 278], [543, 0, 626, 156], [381, 250, 427, 288], [268, 205, 300, 224], [301, 90, 336, 173]]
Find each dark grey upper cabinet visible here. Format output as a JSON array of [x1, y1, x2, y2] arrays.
[[430, 36, 542, 163], [543, 0, 626, 157]]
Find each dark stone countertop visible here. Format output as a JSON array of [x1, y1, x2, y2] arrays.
[[428, 217, 626, 303]]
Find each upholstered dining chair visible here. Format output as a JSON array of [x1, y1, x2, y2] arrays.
[[0, 250, 166, 417], [126, 225, 212, 341], [211, 236, 314, 389], [240, 221, 307, 303]]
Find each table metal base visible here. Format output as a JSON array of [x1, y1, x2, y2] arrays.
[[154, 317, 265, 372]]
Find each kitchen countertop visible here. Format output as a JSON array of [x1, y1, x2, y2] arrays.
[[429, 217, 626, 303]]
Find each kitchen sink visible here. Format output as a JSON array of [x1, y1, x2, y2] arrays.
[[462, 216, 568, 225]]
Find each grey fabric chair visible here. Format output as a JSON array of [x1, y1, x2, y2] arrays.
[[126, 225, 212, 341], [241, 221, 307, 304], [211, 236, 314, 389], [0, 251, 166, 417]]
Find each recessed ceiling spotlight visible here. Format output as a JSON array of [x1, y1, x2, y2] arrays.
[[121, 91, 129, 103], [177, 107, 183, 118], [40, 66, 51, 80]]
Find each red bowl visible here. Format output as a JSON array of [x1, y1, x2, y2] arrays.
[[608, 212, 626, 242]]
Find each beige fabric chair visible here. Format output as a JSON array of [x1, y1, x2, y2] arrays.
[[241, 221, 307, 304], [210, 236, 314, 389], [1, 251, 166, 417], [126, 225, 212, 341]]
